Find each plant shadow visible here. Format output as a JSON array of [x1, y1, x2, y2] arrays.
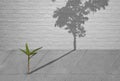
[[29, 49, 75, 74]]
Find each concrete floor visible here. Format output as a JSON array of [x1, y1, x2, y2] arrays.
[[0, 50, 120, 81]]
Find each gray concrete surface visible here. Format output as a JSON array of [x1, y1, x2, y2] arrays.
[[0, 50, 120, 81], [0, 0, 120, 50]]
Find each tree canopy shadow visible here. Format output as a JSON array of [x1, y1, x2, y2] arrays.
[[52, 0, 109, 50], [29, 49, 75, 74]]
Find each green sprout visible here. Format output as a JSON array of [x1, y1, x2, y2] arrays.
[[20, 43, 42, 74]]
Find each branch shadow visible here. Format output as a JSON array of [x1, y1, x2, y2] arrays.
[[29, 49, 75, 74]]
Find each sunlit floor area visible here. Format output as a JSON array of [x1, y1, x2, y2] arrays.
[[0, 50, 120, 81]]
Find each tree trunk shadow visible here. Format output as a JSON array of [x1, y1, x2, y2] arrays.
[[29, 49, 75, 74]]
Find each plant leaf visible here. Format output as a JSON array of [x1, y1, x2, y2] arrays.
[[30, 47, 42, 55], [20, 49, 27, 55], [26, 43, 30, 55]]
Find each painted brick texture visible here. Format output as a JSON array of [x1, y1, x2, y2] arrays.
[[0, 0, 120, 50]]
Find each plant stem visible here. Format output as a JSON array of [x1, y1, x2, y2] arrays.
[[27, 55, 30, 74]]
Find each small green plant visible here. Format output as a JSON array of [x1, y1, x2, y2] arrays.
[[20, 43, 42, 74]]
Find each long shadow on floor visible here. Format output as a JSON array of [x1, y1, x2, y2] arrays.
[[29, 49, 75, 74]]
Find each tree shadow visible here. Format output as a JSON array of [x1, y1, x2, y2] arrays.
[[29, 49, 75, 74], [52, 0, 109, 50]]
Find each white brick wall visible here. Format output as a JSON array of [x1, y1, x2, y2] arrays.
[[0, 0, 120, 50]]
